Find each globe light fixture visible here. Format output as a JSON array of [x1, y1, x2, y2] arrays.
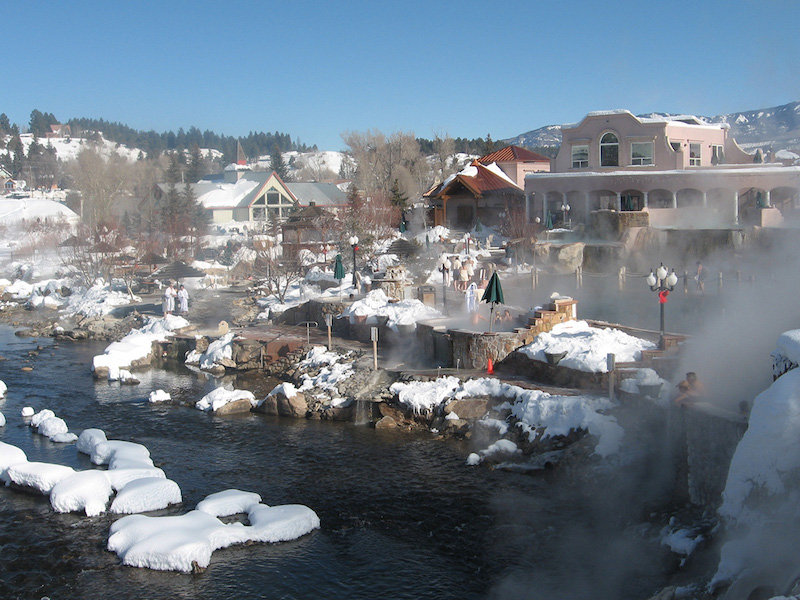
[[647, 263, 679, 346]]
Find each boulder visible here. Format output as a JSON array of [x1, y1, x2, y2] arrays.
[[277, 393, 308, 418], [253, 396, 278, 416], [555, 242, 585, 273], [374, 416, 397, 429], [443, 398, 490, 420], [213, 398, 254, 416]]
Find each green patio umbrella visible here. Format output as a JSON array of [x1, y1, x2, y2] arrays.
[[481, 271, 505, 332], [545, 211, 554, 229], [333, 254, 345, 299]]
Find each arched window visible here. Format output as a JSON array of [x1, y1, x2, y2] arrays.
[[600, 132, 619, 167]]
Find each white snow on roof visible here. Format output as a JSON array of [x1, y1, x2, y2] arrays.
[[196, 178, 261, 209]]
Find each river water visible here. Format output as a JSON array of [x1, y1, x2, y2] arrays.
[[0, 326, 677, 600]]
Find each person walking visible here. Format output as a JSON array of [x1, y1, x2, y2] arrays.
[[694, 261, 706, 294], [177, 284, 189, 314]]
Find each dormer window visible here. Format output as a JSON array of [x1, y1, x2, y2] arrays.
[[600, 132, 619, 167]]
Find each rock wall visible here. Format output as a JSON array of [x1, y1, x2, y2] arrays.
[[450, 330, 528, 371], [675, 403, 748, 508]]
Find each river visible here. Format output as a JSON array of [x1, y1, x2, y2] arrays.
[[0, 326, 677, 600]]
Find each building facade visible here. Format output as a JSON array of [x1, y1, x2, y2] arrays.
[[524, 110, 800, 229]]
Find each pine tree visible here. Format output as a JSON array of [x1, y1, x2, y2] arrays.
[[389, 178, 409, 209], [483, 133, 496, 156], [186, 144, 205, 183], [270, 144, 290, 181]]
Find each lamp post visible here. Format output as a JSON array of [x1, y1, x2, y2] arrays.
[[438, 255, 451, 308], [349, 235, 359, 288], [647, 263, 679, 346], [560, 203, 571, 228]]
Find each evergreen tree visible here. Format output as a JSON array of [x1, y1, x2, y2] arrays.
[[186, 144, 205, 183], [0, 114, 10, 135], [389, 178, 409, 209], [270, 144, 290, 180], [483, 133, 496, 156]]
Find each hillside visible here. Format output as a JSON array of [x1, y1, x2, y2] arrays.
[[506, 99, 800, 153]]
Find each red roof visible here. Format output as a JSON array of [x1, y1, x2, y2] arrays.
[[428, 161, 522, 199], [478, 145, 550, 164]]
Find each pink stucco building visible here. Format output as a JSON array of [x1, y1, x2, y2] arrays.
[[525, 110, 800, 228]]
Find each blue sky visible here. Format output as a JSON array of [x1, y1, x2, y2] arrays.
[[6, 0, 799, 151]]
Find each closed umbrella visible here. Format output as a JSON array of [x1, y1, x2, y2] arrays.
[[333, 254, 345, 299], [481, 271, 504, 332], [545, 211, 554, 229]]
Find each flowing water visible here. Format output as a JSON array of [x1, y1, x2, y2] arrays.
[[0, 326, 676, 600]]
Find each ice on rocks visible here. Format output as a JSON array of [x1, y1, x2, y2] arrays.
[[0, 412, 5, 427], [0, 379, 6, 398], [21, 406, 34, 417], [50, 470, 113, 517], [110, 477, 182, 514]]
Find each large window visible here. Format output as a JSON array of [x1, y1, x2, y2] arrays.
[[600, 133, 619, 167], [571, 145, 589, 168], [712, 145, 725, 165], [689, 143, 701, 166], [631, 142, 653, 166]]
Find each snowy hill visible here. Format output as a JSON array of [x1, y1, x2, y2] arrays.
[[507, 99, 800, 153]]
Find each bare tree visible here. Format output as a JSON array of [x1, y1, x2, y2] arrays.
[[432, 132, 458, 182], [67, 147, 130, 226], [341, 129, 430, 202]]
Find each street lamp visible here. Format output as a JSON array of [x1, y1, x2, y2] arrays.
[[349, 235, 359, 288], [438, 255, 452, 308], [560, 203, 571, 228], [647, 263, 679, 346]]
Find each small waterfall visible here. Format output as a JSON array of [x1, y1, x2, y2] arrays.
[[354, 399, 372, 425]]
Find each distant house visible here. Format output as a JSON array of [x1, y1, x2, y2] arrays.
[[423, 158, 525, 230], [525, 109, 800, 228], [143, 165, 350, 227], [46, 124, 71, 139]]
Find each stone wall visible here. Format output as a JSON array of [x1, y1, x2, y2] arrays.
[[450, 329, 529, 371], [676, 402, 748, 508], [500, 351, 609, 390]]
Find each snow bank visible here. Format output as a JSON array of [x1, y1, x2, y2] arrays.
[[185, 332, 235, 370], [196, 489, 262, 517], [50, 470, 113, 517], [148, 389, 171, 403], [518, 320, 655, 372], [108, 497, 320, 572], [771, 329, 800, 378], [195, 387, 256, 412], [340, 289, 443, 331], [0, 441, 27, 477], [93, 315, 189, 374], [3, 462, 75, 494], [296, 347, 355, 394], [110, 477, 182, 514], [391, 376, 623, 458]]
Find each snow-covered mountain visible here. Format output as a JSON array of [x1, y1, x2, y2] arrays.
[[507, 100, 800, 152]]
